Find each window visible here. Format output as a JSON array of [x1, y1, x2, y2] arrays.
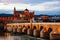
[[20, 14, 23, 17]]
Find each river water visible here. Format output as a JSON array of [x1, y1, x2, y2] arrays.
[[0, 33, 48, 40]]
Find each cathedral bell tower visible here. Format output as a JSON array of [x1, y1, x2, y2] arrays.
[[14, 7, 16, 16]]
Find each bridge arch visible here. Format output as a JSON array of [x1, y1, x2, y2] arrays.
[[40, 26, 44, 31], [28, 25, 30, 28]]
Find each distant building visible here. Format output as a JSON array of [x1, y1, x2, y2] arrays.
[[49, 16, 60, 22], [34, 15, 50, 22], [0, 7, 34, 23]]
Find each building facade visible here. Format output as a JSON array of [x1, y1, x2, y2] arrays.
[[0, 7, 34, 23]]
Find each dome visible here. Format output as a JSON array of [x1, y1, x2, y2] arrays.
[[24, 8, 29, 11]]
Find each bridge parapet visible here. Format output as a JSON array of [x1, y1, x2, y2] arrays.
[[6, 23, 60, 31]]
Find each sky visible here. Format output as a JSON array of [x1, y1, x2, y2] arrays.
[[0, 0, 60, 15]]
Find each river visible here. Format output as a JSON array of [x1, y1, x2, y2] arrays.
[[0, 33, 48, 40]]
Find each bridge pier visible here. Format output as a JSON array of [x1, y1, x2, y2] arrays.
[[27, 28, 33, 36], [22, 25, 31, 34], [7, 25, 13, 33], [33, 29, 40, 37], [22, 26, 27, 34], [17, 26, 22, 34], [33, 26, 43, 37], [40, 27, 46, 38], [50, 27, 60, 40], [40, 27, 52, 39]]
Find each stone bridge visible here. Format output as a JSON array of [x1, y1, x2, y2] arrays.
[[4, 23, 60, 39]]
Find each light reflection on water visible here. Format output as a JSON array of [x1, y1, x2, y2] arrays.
[[0, 33, 46, 40]]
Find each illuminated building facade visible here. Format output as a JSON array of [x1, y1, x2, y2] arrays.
[[0, 7, 34, 23]]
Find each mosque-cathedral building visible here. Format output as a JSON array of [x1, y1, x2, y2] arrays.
[[0, 7, 34, 23], [0, 7, 50, 23]]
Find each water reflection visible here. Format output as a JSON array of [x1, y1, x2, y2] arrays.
[[0, 33, 47, 40]]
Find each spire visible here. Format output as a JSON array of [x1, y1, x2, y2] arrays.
[[14, 7, 16, 16]]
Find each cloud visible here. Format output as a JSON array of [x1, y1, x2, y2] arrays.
[[0, 1, 60, 11], [0, 0, 59, 4], [33, 1, 60, 11], [0, 0, 21, 3], [0, 0, 29, 4]]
